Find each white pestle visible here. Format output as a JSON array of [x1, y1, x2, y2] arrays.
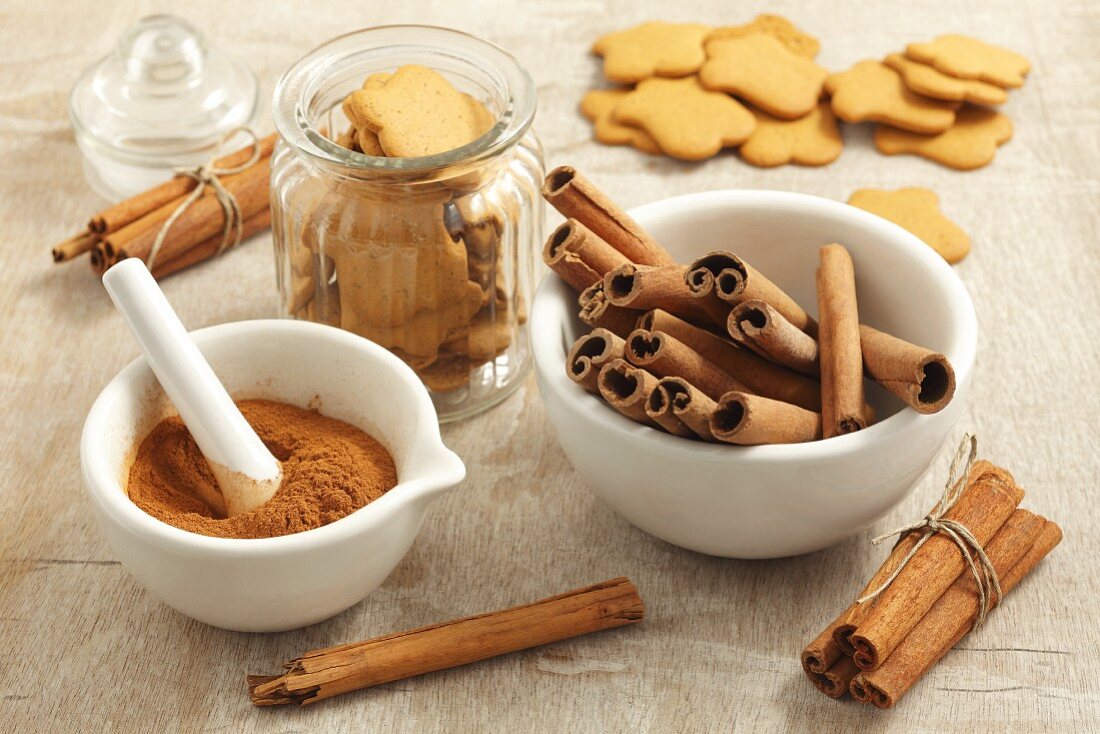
[[102, 258, 282, 517]]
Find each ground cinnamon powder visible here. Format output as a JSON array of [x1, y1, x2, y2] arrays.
[[127, 399, 398, 539]]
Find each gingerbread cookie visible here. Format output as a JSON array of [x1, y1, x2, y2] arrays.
[[707, 14, 820, 59], [346, 65, 494, 157], [848, 188, 971, 263], [342, 72, 391, 156], [739, 102, 843, 168], [906, 35, 1031, 89], [874, 105, 1013, 170], [580, 89, 661, 154], [700, 34, 827, 120], [826, 60, 959, 134], [592, 22, 712, 84], [884, 53, 1007, 107], [612, 76, 755, 160]]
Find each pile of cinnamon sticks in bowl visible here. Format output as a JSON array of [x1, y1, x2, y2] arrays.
[[528, 167, 977, 558]]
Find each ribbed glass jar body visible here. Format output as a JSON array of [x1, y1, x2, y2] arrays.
[[271, 26, 543, 421]]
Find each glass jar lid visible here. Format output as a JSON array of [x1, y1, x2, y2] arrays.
[[69, 14, 258, 166]]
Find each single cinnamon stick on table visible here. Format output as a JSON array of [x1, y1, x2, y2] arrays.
[[710, 391, 822, 445], [578, 281, 640, 338], [846, 461, 1025, 671], [851, 510, 1058, 708], [249, 577, 644, 706], [150, 209, 272, 280], [728, 300, 819, 376], [541, 166, 674, 266], [817, 244, 867, 438], [640, 309, 821, 412], [103, 155, 272, 266], [605, 263, 717, 327], [654, 376, 718, 441], [543, 219, 631, 292], [597, 359, 661, 427], [859, 325, 955, 414], [566, 328, 626, 394], [90, 132, 277, 234], [626, 329, 748, 401]]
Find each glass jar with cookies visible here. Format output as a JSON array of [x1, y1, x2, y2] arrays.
[[270, 26, 543, 421]]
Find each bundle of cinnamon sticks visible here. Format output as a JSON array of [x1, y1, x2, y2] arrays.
[[544, 165, 956, 445], [50, 133, 276, 279], [802, 457, 1061, 707]]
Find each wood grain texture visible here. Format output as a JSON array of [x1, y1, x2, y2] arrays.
[[1, 0, 1098, 730]]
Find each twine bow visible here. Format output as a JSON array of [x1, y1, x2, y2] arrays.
[[146, 126, 263, 272], [857, 433, 1003, 627]]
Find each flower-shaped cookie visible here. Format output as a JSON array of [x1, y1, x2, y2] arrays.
[[592, 22, 712, 84], [700, 34, 827, 120], [612, 76, 755, 160], [906, 35, 1030, 88], [345, 65, 494, 158], [826, 60, 959, 134], [874, 105, 1013, 170], [848, 188, 971, 263], [739, 102, 842, 168]]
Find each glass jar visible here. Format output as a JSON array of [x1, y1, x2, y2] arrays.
[[270, 26, 543, 422]]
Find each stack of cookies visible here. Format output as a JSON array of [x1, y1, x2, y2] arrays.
[[583, 21, 1029, 171], [828, 35, 1029, 170], [584, 17, 843, 168]]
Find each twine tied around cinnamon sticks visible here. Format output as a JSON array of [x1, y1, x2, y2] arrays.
[[857, 433, 1003, 627], [146, 126, 263, 272]]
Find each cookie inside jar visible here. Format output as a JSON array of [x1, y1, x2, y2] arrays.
[[270, 27, 542, 421]]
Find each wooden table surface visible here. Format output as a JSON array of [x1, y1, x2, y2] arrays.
[[2, 0, 1098, 731]]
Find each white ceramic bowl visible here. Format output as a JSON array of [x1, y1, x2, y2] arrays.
[[81, 319, 465, 632], [532, 190, 977, 559]]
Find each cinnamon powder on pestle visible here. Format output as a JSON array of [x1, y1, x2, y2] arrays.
[[126, 399, 398, 539]]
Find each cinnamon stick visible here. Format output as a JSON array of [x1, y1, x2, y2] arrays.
[[90, 132, 277, 234], [249, 577, 644, 706], [816, 244, 867, 438], [566, 328, 626, 394], [543, 219, 631, 291], [654, 377, 718, 441], [626, 329, 748, 401], [846, 461, 1025, 671], [688, 252, 818, 336], [639, 309, 821, 412], [605, 263, 717, 327], [644, 382, 697, 438], [149, 209, 272, 280], [541, 166, 674, 266], [597, 359, 661, 426], [805, 532, 925, 671], [710, 391, 822, 445], [728, 300, 819, 376], [852, 510, 1058, 708], [681, 252, 738, 324], [859, 325, 956, 415], [51, 230, 98, 263], [806, 656, 860, 699], [578, 281, 640, 338], [103, 155, 272, 266]]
